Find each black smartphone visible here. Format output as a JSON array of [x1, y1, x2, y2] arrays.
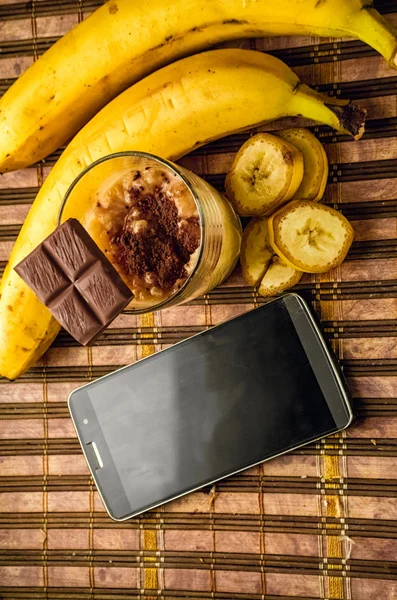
[[69, 293, 353, 521]]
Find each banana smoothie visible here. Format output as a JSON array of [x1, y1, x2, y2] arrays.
[[91, 166, 201, 307], [61, 153, 242, 311]]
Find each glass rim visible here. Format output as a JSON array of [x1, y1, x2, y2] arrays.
[[57, 151, 206, 314]]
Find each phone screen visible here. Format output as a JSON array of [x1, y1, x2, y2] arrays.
[[69, 295, 352, 520]]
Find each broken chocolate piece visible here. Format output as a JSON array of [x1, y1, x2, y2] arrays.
[[14, 218, 133, 345]]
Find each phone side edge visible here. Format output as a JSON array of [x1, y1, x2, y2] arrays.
[[283, 292, 354, 430]]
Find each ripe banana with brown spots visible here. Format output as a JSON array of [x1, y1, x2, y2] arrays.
[[0, 0, 392, 171]]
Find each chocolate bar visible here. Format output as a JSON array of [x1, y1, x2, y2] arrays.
[[14, 218, 133, 345]]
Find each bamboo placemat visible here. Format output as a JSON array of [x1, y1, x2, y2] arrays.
[[0, 1, 397, 598]]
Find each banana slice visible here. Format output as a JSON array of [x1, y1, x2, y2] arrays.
[[278, 128, 328, 201], [241, 218, 273, 285], [241, 216, 302, 296], [269, 200, 354, 273], [259, 255, 302, 297], [225, 133, 304, 216]]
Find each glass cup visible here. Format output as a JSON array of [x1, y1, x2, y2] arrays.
[[58, 152, 242, 313]]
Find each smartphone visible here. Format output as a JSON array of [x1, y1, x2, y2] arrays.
[[69, 293, 353, 521]]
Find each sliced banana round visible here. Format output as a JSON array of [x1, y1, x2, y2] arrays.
[[258, 255, 302, 297], [268, 200, 354, 273], [225, 133, 304, 217], [278, 128, 328, 201], [241, 216, 302, 296], [240, 218, 273, 285]]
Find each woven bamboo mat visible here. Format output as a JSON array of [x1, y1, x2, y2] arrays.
[[0, 1, 397, 598]]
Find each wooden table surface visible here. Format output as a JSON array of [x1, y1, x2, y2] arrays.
[[0, 1, 396, 598]]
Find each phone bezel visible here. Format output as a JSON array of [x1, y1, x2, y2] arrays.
[[68, 293, 353, 521]]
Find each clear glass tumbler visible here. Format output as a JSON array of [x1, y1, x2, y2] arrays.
[[58, 152, 242, 313]]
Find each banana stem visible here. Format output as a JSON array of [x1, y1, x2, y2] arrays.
[[349, 7, 397, 70], [290, 83, 366, 140]]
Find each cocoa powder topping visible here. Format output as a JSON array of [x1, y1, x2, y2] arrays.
[[111, 187, 200, 291]]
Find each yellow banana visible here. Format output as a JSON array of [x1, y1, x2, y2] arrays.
[[0, 49, 366, 379], [0, 0, 392, 172]]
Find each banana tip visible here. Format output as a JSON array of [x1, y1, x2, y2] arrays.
[[345, 102, 367, 141], [326, 101, 366, 140], [353, 121, 366, 142], [390, 50, 397, 71]]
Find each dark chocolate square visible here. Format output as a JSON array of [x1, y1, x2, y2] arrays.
[[51, 287, 103, 346], [76, 261, 132, 325], [15, 246, 70, 306], [44, 220, 98, 280]]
